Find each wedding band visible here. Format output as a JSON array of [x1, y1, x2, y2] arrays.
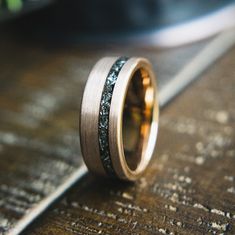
[[79, 57, 159, 181]]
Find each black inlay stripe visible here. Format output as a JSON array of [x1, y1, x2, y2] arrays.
[[98, 57, 129, 176]]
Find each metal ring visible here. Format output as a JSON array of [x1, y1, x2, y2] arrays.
[[79, 57, 159, 181]]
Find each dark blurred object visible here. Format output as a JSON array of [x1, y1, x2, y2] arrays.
[[1, 0, 235, 46], [47, 0, 235, 33], [0, 0, 53, 20]]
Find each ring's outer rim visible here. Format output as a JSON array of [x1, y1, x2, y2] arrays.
[[109, 57, 159, 181]]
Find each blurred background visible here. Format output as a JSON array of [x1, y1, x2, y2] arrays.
[[1, 0, 235, 46]]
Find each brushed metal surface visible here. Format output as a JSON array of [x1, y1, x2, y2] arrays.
[[80, 57, 117, 176]]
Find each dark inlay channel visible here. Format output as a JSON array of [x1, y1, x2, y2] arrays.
[[98, 57, 128, 176]]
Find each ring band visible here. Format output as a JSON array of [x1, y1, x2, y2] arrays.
[[80, 57, 159, 181]]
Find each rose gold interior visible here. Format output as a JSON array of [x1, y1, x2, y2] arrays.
[[122, 68, 154, 171]]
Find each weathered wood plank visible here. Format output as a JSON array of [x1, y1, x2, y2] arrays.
[[0, 36, 206, 234], [23, 46, 235, 234], [0, 29, 235, 234]]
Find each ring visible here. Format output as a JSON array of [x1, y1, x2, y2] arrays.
[[79, 57, 159, 181]]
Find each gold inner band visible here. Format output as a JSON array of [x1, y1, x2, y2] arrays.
[[122, 68, 154, 171]]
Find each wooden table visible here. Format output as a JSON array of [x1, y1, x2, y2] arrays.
[[20, 46, 235, 235], [0, 24, 235, 234]]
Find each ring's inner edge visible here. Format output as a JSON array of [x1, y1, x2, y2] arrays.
[[123, 68, 154, 171]]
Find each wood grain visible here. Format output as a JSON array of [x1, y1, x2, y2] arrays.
[[0, 28, 235, 234], [23, 46, 235, 234], [0, 33, 211, 234]]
